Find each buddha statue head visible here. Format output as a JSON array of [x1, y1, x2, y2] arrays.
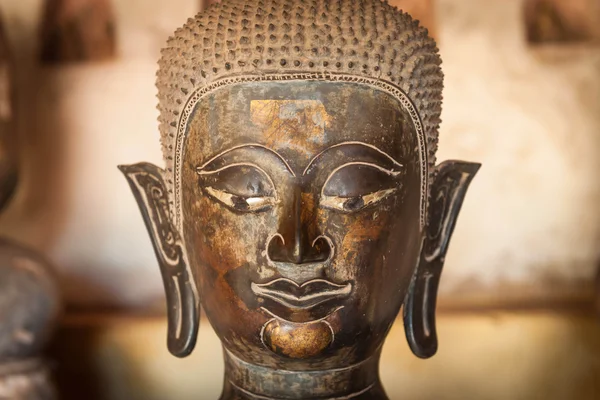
[[120, 0, 480, 398]]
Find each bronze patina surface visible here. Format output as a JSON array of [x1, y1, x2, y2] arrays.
[[120, 1, 480, 398]]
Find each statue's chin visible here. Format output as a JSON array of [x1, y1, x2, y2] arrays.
[[261, 318, 334, 359]]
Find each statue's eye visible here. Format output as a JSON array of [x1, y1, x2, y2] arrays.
[[320, 163, 399, 213], [321, 189, 397, 212], [197, 163, 277, 213]]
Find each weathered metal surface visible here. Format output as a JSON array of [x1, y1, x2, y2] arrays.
[[120, 0, 480, 398], [119, 162, 198, 357]]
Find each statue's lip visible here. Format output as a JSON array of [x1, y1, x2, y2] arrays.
[[251, 278, 352, 310]]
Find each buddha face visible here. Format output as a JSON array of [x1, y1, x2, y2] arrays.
[[121, 75, 480, 366], [180, 81, 422, 369]]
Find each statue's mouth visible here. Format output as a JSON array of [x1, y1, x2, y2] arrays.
[[251, 278, 352, 310]]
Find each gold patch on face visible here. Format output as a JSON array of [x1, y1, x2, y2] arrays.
[[262, 318, 333, 359], [250, 100, 332, 155]]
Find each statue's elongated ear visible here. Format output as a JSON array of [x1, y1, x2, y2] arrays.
[[118, 162, 199, 357], [404, 160, 480, 359]]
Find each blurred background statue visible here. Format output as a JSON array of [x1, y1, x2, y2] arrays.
[[0, 10, 60, 400]]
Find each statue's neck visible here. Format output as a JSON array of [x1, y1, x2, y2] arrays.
[[220, 348, 387, 400]]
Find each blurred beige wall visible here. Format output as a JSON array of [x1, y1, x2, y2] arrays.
[[0, 0, 598, 308]]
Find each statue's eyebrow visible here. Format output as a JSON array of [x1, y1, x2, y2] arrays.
[[303, 141, 403, 176], [196, 143, 296, 177]]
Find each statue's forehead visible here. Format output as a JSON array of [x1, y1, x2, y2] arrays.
[[185, 81, 419, 169]]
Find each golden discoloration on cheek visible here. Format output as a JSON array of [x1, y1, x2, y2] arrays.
[[196, 205, 240, 273], [194, 223, 253, 315], [194, 196, 273, 314], [250, 100, 332, 155], [334, 215, 388, 276], [342, 216, 386, 246]]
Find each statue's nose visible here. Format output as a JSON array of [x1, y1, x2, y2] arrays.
[[267, 234, 332, 265], [267, 188, 332, 265], [266, 233, 333, 283]]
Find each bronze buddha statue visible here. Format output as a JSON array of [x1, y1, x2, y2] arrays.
[[121, 0, 480, 398]]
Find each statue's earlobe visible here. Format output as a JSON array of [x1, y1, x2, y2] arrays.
[[404, 160, 480, 358], [118, 163, 199, 357]]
